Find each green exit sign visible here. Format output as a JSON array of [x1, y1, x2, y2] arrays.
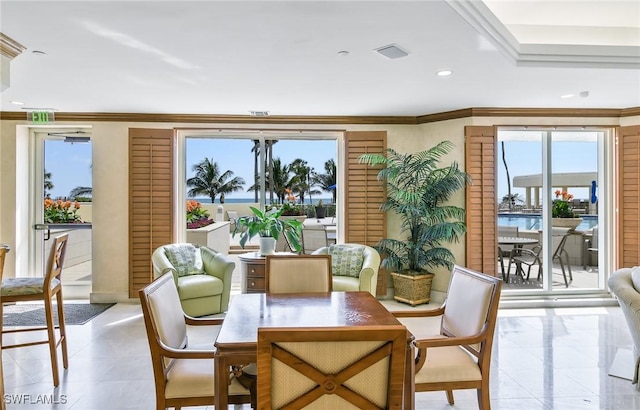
[[27, 111, 55, 124]]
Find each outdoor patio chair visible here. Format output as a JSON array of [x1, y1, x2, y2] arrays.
[[585, 225, 599, 269], [497, 225, 519, 280], [509, 228, 574, 287], [392, 265, 502, 409], [1, 234, 69, 387], [301, 226, 329, 254], [257, 325, 407, 409]]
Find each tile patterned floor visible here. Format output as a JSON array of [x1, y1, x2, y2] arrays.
[[2, 302, 640, 409]]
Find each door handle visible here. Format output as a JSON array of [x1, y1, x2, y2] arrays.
[[34, 224, 51, 240]]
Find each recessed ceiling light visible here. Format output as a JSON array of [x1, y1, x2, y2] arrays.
[[337, 50, 350, 56], [374, 44, 409, 59], [560, 94, 574, 99], [436, 70, 453, 76], [32, 50, 47, 56], [10, 101, 24, 105]]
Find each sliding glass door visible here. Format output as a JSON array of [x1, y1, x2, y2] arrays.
[[498, 128, 608, 294]]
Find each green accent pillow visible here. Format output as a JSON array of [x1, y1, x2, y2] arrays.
[[329, 244, 365, 278], [164, 244, 204, 277]]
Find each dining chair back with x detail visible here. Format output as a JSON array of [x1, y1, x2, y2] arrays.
[[1, 234, 69, 387], [257, 325, 407, 409]]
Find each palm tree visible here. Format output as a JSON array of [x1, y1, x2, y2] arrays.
[[186, 158, 245, 203], [251, 140, 260, 202], [289, 159, 315, 204], [44, 169, 54, 198], [313, 159, 337, 203], [68, 186, 92, 200]]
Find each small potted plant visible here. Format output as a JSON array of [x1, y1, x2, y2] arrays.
[[186, 200, 214, 229], [233, 206, 302, 255], [552, 190, 582, 229], [314, 199, 326, 219], [359, 141, 470, 306]]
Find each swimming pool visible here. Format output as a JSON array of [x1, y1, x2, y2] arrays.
[[498, 214, 598, 231]]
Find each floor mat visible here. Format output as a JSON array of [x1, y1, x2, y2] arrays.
[[2, 303, 115, 326]]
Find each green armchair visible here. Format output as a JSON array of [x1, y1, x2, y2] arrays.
[[312, 243, 380, 296], [151, 243, 234, 317]]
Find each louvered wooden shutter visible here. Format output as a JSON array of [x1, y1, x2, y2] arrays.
[[618, 126, 640, 269], [129, 128, 174, 297], [344, 131, 387, 295], [465, 126, 497, 275]]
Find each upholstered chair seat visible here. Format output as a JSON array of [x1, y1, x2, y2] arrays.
[[152, 243, 234, 317], [312, 243, 381, 296]]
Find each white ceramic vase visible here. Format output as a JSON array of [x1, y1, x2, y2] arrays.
[[259, 236, 276, 256]]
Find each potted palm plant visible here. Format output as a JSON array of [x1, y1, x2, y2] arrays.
[[233, 206, 302, 255], [359, 141, 471, 306]]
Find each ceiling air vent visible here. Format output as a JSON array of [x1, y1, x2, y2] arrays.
[[374, 44, 409, 59]]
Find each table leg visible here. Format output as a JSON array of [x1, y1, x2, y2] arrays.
[[404, 342, 415, 410], [214, 355, 228, 409]]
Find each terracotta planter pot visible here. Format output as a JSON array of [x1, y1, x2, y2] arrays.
[[391, 271, 435, 306]]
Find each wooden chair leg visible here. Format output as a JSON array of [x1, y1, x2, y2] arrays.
[[56, 291, 69, 368], [446, 390, 454, 405], [44, 296, 60, 387], [478, 387, 490, 410]]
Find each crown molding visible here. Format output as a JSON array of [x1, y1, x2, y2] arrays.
[[446, 0, 640, 69], [0, 33, 26, 60], [1, 107, 637, 124], [0, 112, 417, 125]]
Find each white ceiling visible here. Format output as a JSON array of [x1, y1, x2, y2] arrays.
[[1, 0, 639, 117]]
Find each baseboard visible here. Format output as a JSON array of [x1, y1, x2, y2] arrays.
[[89, 292, 132, 304]]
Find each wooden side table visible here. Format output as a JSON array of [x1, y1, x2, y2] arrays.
[[238, 251, 297, 293], [238, 252, 266, 293]]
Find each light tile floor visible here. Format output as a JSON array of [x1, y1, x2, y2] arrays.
[[3, 301, 640, 409]]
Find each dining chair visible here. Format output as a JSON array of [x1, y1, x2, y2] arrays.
[[1, 234, 69, 387], [265, 254, 332, 294], [301, 226, 329, 254], [393, 265, 502, 409], [256, 325, 407, 409], [139, 272, 251, 410]]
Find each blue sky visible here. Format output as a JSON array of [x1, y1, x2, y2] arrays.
[[497, 139, 598, 202], [45, 135, 598, 203], [45, 140, 92, 199]]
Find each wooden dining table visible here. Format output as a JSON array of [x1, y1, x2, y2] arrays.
[[214, 291, 415, 409]]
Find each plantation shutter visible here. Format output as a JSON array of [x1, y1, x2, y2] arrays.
[[618, 125, 640, 269], [129, 128, 174, 298], [344, 131, 387, 295], [465, 126, 498, 276]]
